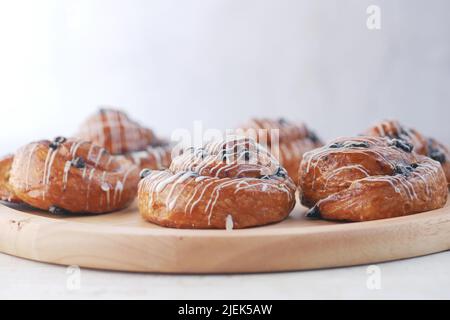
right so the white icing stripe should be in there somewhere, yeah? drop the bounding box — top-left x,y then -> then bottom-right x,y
62,161 -> 71,190
25,144 -> 38,189
225,214 -> 234,231
42,148 -> 58,199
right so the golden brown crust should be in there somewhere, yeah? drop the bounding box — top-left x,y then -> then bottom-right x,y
366,120 -> 450,185
299,136 -> 448,221
365,120 -> 429,154
0,154 -> 21,203
138,136 -> 296,229
77,108 -> 156,155
237,118 -> 323,183
8,138 -> 139,214
427,138 -> 450,184
77,108 -> 172,170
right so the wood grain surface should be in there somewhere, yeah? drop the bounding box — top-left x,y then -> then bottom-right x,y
0,197 -> 449,274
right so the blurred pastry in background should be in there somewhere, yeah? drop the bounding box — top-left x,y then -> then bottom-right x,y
236,118 -> 323,184
77,108 -> 172,170
365,120 -> 450,185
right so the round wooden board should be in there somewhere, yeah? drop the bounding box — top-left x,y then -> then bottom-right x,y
0,197 -> 449,274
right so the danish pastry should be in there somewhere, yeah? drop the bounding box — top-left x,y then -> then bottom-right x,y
138,136 -> 296,229
299,136 -> 448,221
7,137 -> 139,214
365,120 -> 450,185
237,118 -> 322,183
77,108 -> 172,170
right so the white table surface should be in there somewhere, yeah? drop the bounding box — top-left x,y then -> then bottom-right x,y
1,251 -> 449,300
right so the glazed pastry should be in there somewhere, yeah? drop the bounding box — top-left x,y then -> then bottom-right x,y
77,108 -> 172,170
0,154 -> 20,203
77,108 -> 155,154
138,136 -> 296,229
236,118 -> 322,183
299,136 -> 448,221
365,120 -> 450,185
7,137 -> 139,214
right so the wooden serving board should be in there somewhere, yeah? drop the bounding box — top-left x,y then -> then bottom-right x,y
0,197 -> 449,274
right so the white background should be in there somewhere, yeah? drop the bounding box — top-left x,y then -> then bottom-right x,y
0,0 -> 449,155
0,1 -> 450,299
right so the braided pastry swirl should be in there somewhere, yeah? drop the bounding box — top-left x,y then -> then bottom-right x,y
138,136 -> 296,229
7,137 -> 139,214
237,118 -> 322,183
77,108 -> 172,170
299,136 -> 448,221
366,120 -> 450,185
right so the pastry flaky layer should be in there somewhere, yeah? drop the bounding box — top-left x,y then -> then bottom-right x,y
138,136 -> 297,229
7,137 -> 139,214
77,108 -> 156,154
365,120 -> 450,186
299,136 -> 448,222
77,108 -> 172,170
236,118 -> 323,183
0,154 -> 20,203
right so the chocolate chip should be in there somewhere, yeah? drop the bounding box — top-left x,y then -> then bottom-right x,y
393,164 -> 415,176
411,163 -> 419,169
329,142 -> 343,149
49,142 -> 59,150
140,168 -> 152,179
260,175 -> 270,180
54,136 -> 67,144
390,139 -> 414,153
49,136 -> 67,150
242,150 -> 250,161
274,167 -> 287,178
430,151 -> 446,164
71,157 -> 86,169
428,140 -> 446,164
306,205 -> 321,219
221,150 -> 229,162
347,142 -> 369,148
49,206 -> 66,215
